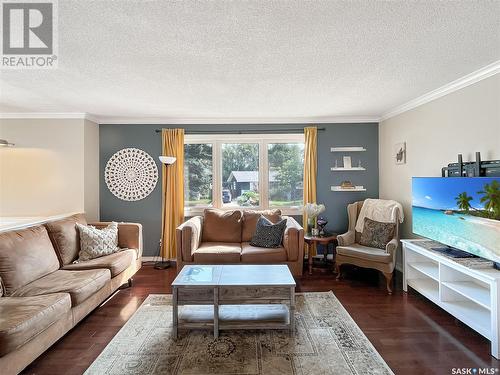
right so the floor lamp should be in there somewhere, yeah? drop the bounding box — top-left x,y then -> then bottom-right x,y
154,155 -> 177,270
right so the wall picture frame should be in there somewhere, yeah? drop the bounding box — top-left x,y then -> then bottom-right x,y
394,142 -> 406,164
343,156 -> 352,169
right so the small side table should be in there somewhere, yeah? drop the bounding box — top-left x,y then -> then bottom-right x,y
304,234 -> 338,275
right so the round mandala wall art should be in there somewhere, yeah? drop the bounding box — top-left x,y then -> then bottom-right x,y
105,148 -> 159,201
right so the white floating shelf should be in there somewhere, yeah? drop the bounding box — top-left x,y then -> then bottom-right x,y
331,167 -> 366,171
331,147 -> 366,152
331,186 -> 366,192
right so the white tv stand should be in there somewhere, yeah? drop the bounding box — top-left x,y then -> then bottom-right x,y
402,239 -> 500,359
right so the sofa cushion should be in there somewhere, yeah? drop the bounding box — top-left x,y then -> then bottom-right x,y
202,209 -> 242,243
45,213 -> 87,265
241,242 -> 287,263
193,242 -> 241,263
250,216 -> 287,248
0,293 -> 71,356
62,249 -> 136,277
241,209 -> 281,242
337,244 -> 392,263
359,218 -> 396,250
11,269 -> 110,306
76,222 -> 120,261
0,226 -> 60,295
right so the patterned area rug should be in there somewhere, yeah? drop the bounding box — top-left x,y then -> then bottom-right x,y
85,292 -> 393,374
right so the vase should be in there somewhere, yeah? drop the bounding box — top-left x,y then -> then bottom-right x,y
307,218 -> 315,235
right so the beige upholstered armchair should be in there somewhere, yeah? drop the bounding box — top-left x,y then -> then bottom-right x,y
335,200 -> 401,294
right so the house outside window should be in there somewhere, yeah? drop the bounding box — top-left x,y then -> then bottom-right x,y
184,133 -> 304,215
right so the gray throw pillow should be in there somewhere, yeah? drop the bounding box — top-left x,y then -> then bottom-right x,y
250,216 -> 287,248
359,218 -> 396,250
75,222 -> 121,262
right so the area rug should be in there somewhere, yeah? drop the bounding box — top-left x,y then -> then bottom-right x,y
85,292 -> 393,374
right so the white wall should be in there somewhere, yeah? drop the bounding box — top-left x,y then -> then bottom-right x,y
0,118 -> 99,220
84,119 -> 100,221
379,74 -> 500,266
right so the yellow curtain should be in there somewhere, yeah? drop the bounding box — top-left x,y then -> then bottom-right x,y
303,126 -> 318,255
161,129 -> 185,259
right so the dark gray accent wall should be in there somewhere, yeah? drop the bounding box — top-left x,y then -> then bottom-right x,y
100,123 -> 378,256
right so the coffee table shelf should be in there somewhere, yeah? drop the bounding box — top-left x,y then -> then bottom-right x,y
172,265 -> 296,338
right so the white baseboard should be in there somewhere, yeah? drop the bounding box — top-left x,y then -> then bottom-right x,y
141,256 -> 177,263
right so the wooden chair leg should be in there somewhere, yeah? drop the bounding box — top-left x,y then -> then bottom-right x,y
335,264 -> 342,280
383,272 -> 393,294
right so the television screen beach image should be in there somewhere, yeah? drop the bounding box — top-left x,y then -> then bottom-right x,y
412,177 -> 500,263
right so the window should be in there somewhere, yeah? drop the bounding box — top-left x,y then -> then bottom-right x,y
268,143 -> 304,208
222,143 -> 259,208
184,143 -> 213,208
184,134 -> 304,215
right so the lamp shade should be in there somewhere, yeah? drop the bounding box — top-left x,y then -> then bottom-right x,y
159,156 -> 176,165
0,139 -> 14,147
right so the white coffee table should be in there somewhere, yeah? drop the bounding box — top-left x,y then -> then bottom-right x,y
171,264 -> 296,338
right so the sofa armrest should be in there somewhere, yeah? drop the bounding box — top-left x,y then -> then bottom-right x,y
89,222 -> 143,259
337,230 -> 355,246
176,216 -> 203,262
282,216 -> 304,262
385,238 -> 399,260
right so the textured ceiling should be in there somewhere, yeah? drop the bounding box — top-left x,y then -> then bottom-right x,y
1,0 -> 499,121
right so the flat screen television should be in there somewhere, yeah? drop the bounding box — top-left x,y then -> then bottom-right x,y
412,177 -> 500,263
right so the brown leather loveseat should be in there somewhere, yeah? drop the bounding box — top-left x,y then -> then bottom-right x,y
176,209 -> 304,276
0,214 -> 143,375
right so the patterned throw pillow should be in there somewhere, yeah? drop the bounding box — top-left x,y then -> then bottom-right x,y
359,218 -> 396,250
250,216 -> 287,248
75,222 -> 121,262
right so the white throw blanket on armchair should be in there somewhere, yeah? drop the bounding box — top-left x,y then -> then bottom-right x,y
355,198 -> 404,232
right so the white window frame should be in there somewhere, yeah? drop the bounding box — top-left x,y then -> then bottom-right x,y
184,133 -> 305,216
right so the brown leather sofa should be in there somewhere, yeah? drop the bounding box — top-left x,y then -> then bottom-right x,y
0,214 -> 143,375
176,209 -> 304,276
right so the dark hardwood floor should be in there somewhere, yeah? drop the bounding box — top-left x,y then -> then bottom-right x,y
22,263 -> 500,375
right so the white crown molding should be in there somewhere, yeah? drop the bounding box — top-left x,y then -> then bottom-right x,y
0,112 -> 100,123
0,112 -> 379,124
97,115 -> 379,125
380,60 -> 500,122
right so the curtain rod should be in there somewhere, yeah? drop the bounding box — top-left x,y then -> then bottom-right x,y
154,128 -> 325,134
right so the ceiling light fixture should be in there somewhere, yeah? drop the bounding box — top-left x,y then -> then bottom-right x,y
0,139 -> 14,147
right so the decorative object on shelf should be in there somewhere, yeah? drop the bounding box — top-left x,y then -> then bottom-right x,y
334,159 -> 339,168
358,160 -> 362,168
343,156 -> 352,169
340,180 -> 355,189
304,202 -> 326,234
317,216 -> 328,236
394,142 -> 406,164
105,147 -> 159,201
331,146 -> 366,152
